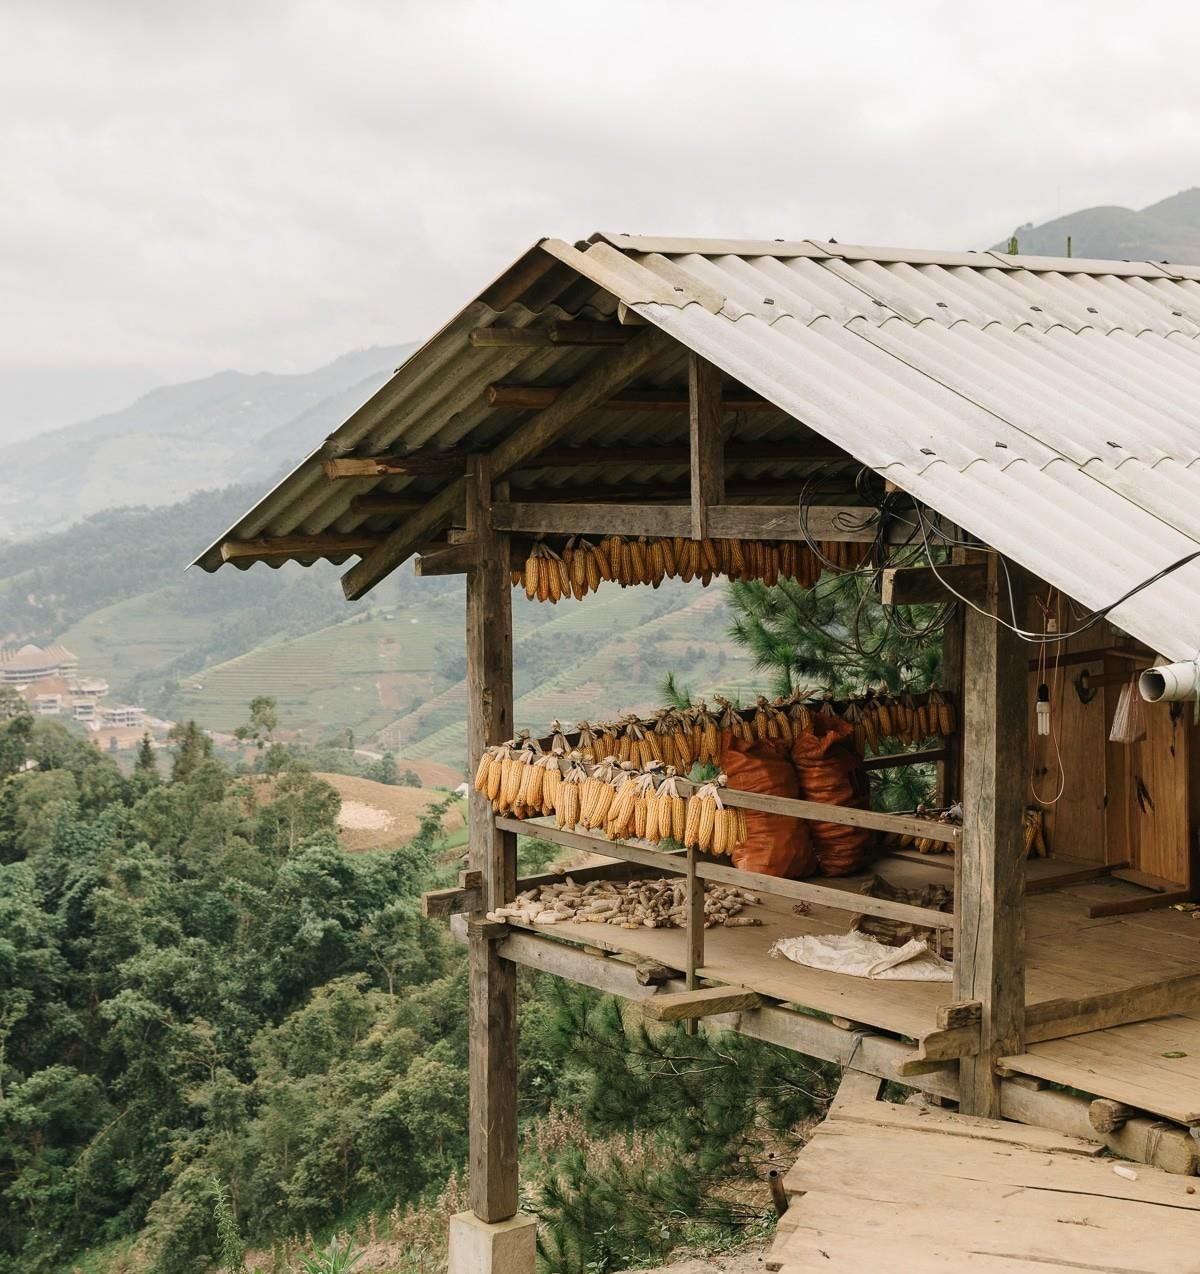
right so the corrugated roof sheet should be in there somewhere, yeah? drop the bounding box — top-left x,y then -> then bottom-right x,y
195,236 -> 1200,662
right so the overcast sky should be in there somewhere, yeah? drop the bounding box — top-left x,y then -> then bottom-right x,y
3,0 -> 1197,438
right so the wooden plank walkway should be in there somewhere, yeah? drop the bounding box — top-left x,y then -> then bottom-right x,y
1002,1010 -> 1200,1125
766,1073 -> 1200,1274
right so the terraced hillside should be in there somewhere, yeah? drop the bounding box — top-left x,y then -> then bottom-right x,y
166,593 -> 465,739
403,583 -> 770,773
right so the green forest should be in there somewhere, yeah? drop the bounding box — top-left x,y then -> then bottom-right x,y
0,690 -> 848,1274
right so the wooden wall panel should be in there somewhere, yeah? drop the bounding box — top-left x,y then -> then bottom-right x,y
1027,656 -> 1108,863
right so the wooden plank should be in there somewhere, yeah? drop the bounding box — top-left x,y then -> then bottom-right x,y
955,558 -> 1029,1116
641,985 -> 762,1022
1087,889 -> 1194,919
423,870 -> 483,918
489,501 -> 898,544
1023,970 -> 1200,1044
880,562 -> 988,606
688,353 -> 724,538
937,1000 -> 983,1030
862,746 -> 947,771
488,326 -> 673,479
486,383 -> 776,411
540,750 -> 959,845
685,844 -> 704,988
695,858 -> 957,931
791,1121 -> 1200,1211
414,542 -> 478,576
826,1097 -> 1104,1156
463,456 -> 519,1224
335,440 -> 846,483
220,533 -> 382,561
494,816 -> 686,874
469,321 -> 634,347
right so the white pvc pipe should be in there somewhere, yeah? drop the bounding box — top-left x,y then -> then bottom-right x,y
1139,661 -> 1198,702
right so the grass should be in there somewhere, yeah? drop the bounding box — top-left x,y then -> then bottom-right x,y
167,596 -> 463,736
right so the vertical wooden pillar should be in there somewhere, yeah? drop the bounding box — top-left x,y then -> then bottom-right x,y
464,456 -> 519,1222
954,557 -> 1028,1116
688,353 -> 725,540
937,602 -> 966,806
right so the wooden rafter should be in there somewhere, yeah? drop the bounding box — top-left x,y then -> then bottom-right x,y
689,352 -> 724,538
339,326 -> 673,599
220,533 -> 384,562
486,383 -> 778,411
469,321 -> 633,348
325,438 -> 847,481
490,501 -> 896,543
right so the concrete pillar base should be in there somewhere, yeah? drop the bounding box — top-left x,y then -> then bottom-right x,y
448,1211 -> 536,1274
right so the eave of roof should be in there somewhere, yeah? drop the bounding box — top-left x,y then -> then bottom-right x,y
193,234 -> 1200,662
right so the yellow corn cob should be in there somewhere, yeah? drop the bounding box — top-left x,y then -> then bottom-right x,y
474,747 -> 495,792
660,536 -> 677,577
683,795 -> 702,847
541,762 -> 562,814
524,551 -> 540,602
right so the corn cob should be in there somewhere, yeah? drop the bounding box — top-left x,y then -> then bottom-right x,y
555,760 -> 587,829
474,745 -> 497,793
574,720 -> 598,761
539,753 -> 563,814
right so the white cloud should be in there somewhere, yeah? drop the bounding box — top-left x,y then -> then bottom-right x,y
3,0 -> 1197,385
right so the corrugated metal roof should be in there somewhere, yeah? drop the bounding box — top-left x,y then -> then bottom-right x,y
195,235 -> 1200,662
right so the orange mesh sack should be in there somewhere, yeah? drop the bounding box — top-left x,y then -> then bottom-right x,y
790,717 -> 874,876
721,735 -> 817,878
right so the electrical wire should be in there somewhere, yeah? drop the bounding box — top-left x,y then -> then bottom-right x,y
913,504 -> 1200,645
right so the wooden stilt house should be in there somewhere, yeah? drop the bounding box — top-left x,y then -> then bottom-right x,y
195,236 -> 1200,1264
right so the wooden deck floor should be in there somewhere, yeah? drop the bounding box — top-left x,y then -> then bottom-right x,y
766,1074 -> 1200,1273
513,853 -> 1200,1120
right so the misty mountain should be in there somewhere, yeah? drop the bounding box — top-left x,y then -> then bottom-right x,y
995,187 -> 1200,262
0,343 -> 413,541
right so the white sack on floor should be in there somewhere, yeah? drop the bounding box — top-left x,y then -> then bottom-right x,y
770,930 -> 952,982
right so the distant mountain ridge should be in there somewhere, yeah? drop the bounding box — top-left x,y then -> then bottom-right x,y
994,187 -> 1200,262
0,343 -> 413,541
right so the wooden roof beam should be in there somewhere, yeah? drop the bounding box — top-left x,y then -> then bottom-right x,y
340,325 -> 673,599
490,501 -> 895,543
469,321 -> 633,348
486,384 -> 779,411
326,438 -> 848,481
219,533 -> 448,564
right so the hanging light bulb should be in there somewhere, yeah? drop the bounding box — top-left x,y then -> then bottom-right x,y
1036,683 -> 1051,737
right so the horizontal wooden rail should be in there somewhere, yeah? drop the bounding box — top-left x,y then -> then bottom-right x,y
494,816 -> 685,874
860,747 -> 946,771
537,753 -> 960,847
494,816 -> 956,931
328,441 -> 846,481
490,501 -> 898,544
693,859 -> 956,931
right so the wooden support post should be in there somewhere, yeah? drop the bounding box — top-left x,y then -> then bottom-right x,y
937,600 -> 965,805
954,558 -> 1028,1117
464,456 -> 519,1224
685,844 -> 705,1036
688,353 -> 725,539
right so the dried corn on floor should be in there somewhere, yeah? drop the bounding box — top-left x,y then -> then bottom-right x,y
510,849 -> 1200,1123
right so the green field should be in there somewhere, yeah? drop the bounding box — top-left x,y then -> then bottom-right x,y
166,593 -> 464,738
58,587 -> 218,691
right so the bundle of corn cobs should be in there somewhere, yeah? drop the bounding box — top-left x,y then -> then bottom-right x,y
485,876 -> 763,930
500,684 -> 956,778
473,733 -> 748,855
515,535 -> 872,601
879,805 -> 962,856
